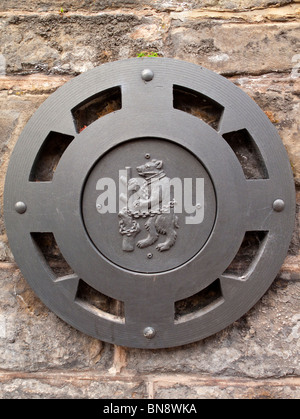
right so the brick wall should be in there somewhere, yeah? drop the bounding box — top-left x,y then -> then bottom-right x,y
0,0 -> 299,399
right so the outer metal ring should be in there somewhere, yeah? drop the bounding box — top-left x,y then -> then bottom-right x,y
4,58 -> 295,348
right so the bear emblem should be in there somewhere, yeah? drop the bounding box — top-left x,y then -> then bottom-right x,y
118,159 -> 179,252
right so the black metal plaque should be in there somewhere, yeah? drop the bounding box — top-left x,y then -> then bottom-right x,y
4,58 -> 295,348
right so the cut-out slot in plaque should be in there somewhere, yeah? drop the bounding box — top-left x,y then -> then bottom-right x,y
173,85 -> 224,130
222,129 -> 269,179
72,86 -> 122,133
174,279 -> 223,322
75,279 -> 125,322
29,132 -> 75,182
223,231 -> 268,278
31,232 -> 74,278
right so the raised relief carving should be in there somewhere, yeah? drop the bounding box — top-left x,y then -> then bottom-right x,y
118,159 -> 179,252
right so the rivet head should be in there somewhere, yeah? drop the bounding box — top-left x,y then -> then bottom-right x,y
143,327 -> 156,339
15,201 -> 27,214
273,199 -> 285,212
147,252 -> 153,259
141,69 -> 154,81
145,153 -> 151,159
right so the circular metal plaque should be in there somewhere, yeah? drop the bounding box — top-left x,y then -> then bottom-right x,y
4,58 -> 295,348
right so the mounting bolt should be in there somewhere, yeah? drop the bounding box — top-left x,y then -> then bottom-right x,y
273,199 -> 285,212
141,69 -> 154,82
15,201 -> 27,214
143,327 -> 156,339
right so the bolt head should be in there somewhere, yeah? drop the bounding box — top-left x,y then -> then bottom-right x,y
15,201 -> 27,214
141,69 -> 154,82
273,199 -> 285,212
143,327 -> 156,339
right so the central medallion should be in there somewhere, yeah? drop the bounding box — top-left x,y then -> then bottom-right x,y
82,138 -> 217,273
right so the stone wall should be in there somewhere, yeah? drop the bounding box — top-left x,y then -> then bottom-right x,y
0,0 -> 299,399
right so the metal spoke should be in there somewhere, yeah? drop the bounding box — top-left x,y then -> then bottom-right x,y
50,111 -> 77,137
219,274 -> 245,300
243,180 -> 277,230
121,66 -> 173,114
218,108 -> 249,136
55,274 -> 80,301
125,293 -> 175,328
20,182 -> 57,232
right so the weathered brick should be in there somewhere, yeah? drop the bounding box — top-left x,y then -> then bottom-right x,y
0,75 -> 71,95
153,376 -> 300,399
0,371 -> 147,399
0,13 -> 159,75
168,21 -> 300,76
0,0 -> 295,13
